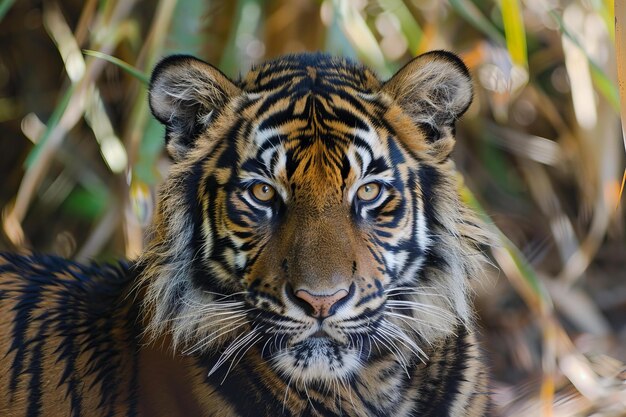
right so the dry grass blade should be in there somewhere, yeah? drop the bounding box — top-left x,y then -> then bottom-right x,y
487,123 -> 563,166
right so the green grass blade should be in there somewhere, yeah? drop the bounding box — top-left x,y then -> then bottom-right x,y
0,0 -> 15,22
83,50 -> 149,84
448,0 -> 506,45
590,66 -> 621,111
500,0 -> 528,67
62,185 -> 109,220
599,0 -> 615,40
378,0 -> 423,55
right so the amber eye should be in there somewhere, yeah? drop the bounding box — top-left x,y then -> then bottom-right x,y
356,182 -> 382,202
250,183 -> 276,203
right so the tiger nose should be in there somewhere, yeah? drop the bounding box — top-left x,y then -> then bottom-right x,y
288,284 -> 354,319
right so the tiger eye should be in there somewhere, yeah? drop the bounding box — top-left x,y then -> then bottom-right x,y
356,182 -> 381,202
251,183 -> 276,202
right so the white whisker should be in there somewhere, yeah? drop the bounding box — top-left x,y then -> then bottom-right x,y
386,300 -> 456,319
381,320 -> 428,362
219,332 -> 263,384
371,333 -> 410,377
183,319 -> 248,355
384,311 -> 450,334
209,328 -> 259,377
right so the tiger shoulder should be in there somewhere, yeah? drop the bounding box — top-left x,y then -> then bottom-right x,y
0,51 -> 492,417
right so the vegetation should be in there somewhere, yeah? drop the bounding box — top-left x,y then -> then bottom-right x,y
0,1 -> 624,415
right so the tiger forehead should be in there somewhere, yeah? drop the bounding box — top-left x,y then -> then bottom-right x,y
245,103 -> 390,167
243,126 -> 391,201
240,53 -> 381,93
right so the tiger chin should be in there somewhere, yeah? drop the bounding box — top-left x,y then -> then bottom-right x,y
1,51 -> 492,417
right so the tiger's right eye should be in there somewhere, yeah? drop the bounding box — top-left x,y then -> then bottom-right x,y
250,183 -> 276,203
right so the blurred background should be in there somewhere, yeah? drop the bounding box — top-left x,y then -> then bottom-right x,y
0,0 -> 624,415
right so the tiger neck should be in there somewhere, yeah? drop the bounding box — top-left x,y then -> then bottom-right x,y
133,329 -> 475,417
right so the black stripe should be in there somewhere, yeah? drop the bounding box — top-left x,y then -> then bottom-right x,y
55,280 -> 83,416
25,316 -> 48,417
9,272 -> 43,400
431,328 -> 470,416
409,328 -> 468,417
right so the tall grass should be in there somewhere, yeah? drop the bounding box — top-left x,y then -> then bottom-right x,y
0,1 -> 624,415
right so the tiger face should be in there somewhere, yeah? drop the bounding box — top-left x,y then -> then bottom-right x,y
142,52 -> 487,386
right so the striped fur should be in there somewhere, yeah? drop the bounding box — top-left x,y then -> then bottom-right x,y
1,52 -> 491,416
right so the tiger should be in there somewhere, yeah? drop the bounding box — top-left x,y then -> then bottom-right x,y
0,50 -> 492,417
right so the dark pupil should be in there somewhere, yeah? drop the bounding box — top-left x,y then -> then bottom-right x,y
261,185 -> 269,194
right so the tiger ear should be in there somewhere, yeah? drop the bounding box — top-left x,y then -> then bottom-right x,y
381,50 -> 472,141
149,55 -> 240,160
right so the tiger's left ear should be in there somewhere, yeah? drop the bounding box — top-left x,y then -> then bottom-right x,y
381,50 -> 472,151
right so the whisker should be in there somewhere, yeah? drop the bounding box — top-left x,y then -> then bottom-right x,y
182,300 -> 247,310
302,378 -> 316,413
210,328 -> 259,378
384,311 -> 451,334
261,334 -> 274,357
201,290 -> 249,299
163,309 -> 249,324
338,371 -> 357,412
380,320 -> 428,362
384,286 -> 444,294
282,368 -> 297,413
183,319 -> 248,355
219,332 -> 263,384
386,300 -> 456,319
384,290 -> 449,298
371,333 -> 410,377
192,312 -> 251,332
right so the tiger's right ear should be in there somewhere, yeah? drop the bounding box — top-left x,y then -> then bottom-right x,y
149,55 -> 240,160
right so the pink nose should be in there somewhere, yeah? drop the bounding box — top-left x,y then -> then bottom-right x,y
292,288 -> 350,318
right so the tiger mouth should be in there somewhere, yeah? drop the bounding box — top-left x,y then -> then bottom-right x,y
293,329 -> 344,351
310,329 -> 330,338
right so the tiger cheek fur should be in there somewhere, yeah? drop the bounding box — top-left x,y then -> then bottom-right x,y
1,51 -> 491,417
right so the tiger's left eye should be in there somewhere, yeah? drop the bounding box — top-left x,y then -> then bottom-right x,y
251,183 -> 276,203
356,182 -> 382,202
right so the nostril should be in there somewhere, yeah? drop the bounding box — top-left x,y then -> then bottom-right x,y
327,283 -> 355,316
285,283 -> 316,316
287,283 -> 354,319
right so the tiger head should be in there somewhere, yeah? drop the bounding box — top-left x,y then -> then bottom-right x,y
140,52 -> 489,384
